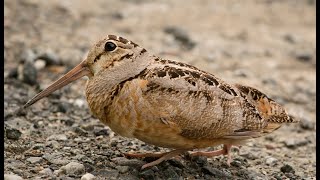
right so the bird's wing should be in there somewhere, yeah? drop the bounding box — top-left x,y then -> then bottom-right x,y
132,59 -> 272,140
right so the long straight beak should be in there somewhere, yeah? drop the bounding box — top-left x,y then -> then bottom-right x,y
24,60 -> 92,108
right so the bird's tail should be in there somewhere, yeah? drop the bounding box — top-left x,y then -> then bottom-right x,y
235,84 -> 299,133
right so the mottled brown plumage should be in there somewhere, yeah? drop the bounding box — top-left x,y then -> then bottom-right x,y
24,35 -> 298,169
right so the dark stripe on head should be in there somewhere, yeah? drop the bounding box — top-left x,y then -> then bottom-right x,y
108,35 -> 118,40
119,36 -> 129,44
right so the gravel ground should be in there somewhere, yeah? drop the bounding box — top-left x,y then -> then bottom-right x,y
4,0 -> 316,179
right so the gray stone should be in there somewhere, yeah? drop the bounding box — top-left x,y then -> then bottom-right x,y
73,127 -> 88,136
4,174 -> 23,180
43,153 -> 69,165
46,134 -> 68,141
164,168 -> 179,179
94,169 -> 119,178
280,164 -> 295,173
53,169 -> 64,176
39,168 -> 53,175
300,118 -> 315,130
74,98 -> 86,108
116,166 -> 130,173
164,26 -> 196,50
284,138 -> 309,149
37,48 -> 61,66
202,166 -> 232,178
265,156 -> 278,166
240,152 -> 258,160
20,49 -> 37,63
46,140 -> 60,149
93,127 -> 109,136
192,156 -> 207,166
111,157 -> 145,168
26,157 -> 43,164
19,60 -> 38,86
168,158 -> 186,168
139,169 -> 155,179
61,162 -> 85,175
81,173 -> 95,180
5,126 -> 22,140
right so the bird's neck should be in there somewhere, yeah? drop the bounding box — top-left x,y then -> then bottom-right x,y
85,52 -> 152,121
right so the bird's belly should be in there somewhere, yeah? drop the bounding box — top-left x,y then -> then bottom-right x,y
105,103 -> 225,150
106,113 -> 220,149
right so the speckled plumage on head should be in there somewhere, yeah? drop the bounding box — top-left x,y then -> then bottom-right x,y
24,34 -> 298,169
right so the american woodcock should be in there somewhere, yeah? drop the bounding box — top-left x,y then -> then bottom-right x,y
24,35 -> 298,169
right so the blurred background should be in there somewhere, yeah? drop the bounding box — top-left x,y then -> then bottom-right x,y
4,0 -> 316,179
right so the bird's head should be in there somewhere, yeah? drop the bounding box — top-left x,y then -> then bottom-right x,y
24,35 -> 149,108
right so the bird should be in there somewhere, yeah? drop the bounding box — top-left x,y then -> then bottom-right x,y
24,34 -> 298,169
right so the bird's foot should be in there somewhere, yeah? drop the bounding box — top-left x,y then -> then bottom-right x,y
124,149 -> 187,170
189,144 -> 241,166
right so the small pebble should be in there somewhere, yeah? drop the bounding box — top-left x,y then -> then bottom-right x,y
93,127 -> 109,136
5,126 -> 22,140
265,156 -> 278,166
46,140 -> 60,149
164,26 -> 196,50
111,157 -> 145,168
39,168 -> 53,175
283,34 -> 298,44
280,164 -> 295,173
81,173 -> 95,180
233,69 -> 249,77
285,172 -> 295,179
53,169 -> 64,176
4,174 -> 23,180
284,138 -> 309,149
240,152 -> 258,160
163,168 -> 179,179
37,49 -> 61,66
294,50 -> 313,62
230,159 -> 242,167
193,156 -> 207,166
26,157 -> 43,164
20,49 -> 37,63
46,134 -> 68,141
94,169 -> 119,177
7,68 -> 18,79
168,158 -> 186,168
43,153 -> 69,165
139,169 -> 155,179
61,162 -> 85,175
73,127 -> 88,136
116,166 -> 130,173
300,118 -> 315,130
19,61 -> 38,86
74,98 -> 86,108
202,166 -> 232,178
34,59 -> 46,70
31,143 -> 45,150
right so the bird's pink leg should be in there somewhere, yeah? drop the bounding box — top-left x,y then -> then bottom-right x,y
124,149 -> 188,169
190,144 -> 241,166
141,149 -> 187,169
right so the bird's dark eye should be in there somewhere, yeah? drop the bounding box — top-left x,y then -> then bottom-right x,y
104,42 -> 117,51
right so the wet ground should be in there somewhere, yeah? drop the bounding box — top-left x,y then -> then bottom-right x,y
4,0 -> 316,179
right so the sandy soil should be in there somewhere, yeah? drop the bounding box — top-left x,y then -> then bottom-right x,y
4,0 -> 316,179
